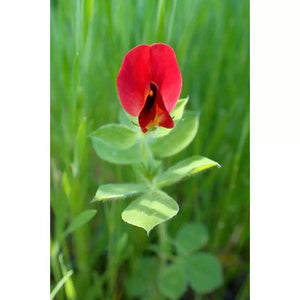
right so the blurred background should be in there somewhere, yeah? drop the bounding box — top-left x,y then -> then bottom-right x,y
51,0 -> 249,299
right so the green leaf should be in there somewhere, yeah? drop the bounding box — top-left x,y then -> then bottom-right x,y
65,209 -> 97,235
58,254 -> 76,299
175,222 -> 209,256
185,253 -> 223,294
90,123 -> 139,149
50,270 -> 73,300
118,109 -> 139,127
148,126 -> 172,138
122,190 -> 179,234
91,137 -> 143,164
171,97 -> 189,121
61,171 -> 71,197
155,156 -> 220,188
92,183 -> 149,202
158,263 -> 187,300
150,111 -> 199,158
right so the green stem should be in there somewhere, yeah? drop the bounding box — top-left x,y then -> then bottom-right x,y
51,270 -> 74,300
139,133 -> 162,183
50,240 -> 63,300
60,237 -> 71,270
141,133 -> 149,163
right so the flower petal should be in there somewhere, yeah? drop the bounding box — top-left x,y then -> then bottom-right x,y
117,45 -> 151,116
150,43 -> 182,112
156,90 -> 174,129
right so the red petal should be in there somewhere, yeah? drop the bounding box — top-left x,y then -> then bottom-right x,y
158,111 -> 174,129
150,43 -> 182,112
116,45 -> 151,116
156,90 -> 174,129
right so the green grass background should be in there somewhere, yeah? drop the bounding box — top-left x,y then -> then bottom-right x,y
51,0 -> 249,299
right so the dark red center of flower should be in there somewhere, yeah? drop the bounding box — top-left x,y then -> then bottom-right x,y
138,82 -> 174,133
143,83 -> 157,112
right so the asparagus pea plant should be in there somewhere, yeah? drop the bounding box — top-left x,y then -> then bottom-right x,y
91,43 -> 220,234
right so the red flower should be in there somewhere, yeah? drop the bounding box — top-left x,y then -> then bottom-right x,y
117,43 -> 182,133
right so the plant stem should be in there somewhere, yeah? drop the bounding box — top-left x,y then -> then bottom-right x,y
50,240 -> 63,300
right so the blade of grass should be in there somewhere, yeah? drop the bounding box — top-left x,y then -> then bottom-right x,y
50,270 -> 74,300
